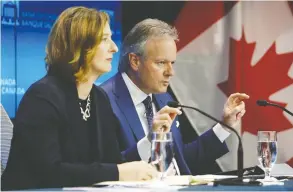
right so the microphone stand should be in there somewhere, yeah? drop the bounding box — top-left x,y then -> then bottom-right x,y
178,104 -> 243,178
167,101 -> 254,185
257,100 -> 293,116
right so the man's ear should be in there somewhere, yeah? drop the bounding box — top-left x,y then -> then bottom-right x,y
128,53 -> 141,71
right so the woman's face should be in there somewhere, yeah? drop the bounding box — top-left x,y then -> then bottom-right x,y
90,22 -> 118,75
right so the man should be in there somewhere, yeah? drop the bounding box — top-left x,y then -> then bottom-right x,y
101,19 -> 249,175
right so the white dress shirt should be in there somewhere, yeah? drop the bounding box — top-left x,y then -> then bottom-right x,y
121,72 -> 231,175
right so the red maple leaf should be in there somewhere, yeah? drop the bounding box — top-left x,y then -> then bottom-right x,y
217,29 -> 293,135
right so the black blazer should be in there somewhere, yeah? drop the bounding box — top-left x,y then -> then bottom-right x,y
1,75 -> 122,190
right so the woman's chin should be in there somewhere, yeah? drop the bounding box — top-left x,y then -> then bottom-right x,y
96,66 -> 112,75
104,66 -> 112,73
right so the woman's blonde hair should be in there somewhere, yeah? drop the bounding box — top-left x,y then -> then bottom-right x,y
45,6 -> 109,83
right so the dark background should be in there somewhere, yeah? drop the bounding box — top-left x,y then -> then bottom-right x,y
121,2 -> 185,37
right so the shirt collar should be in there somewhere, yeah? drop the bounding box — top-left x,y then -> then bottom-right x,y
121,72 -> 152,106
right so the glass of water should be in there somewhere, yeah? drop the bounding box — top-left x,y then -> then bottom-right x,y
257,131 -> 277,181
150,132 -> 174,180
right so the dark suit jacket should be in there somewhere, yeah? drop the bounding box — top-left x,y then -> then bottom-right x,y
1,75 -> 124,190
101,73 -> 229,175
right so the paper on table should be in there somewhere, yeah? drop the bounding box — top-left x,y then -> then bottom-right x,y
254,164 -> 293,186
163,176 -> 191,185
63,187 -> 107,191
164,175 -> 238,185
94,175 -> 237,187
189,175 -> 237,185
94,180 -> 185,189
271,163 -> 293,177
63,186 -> 149,191
191,174 -> 237,180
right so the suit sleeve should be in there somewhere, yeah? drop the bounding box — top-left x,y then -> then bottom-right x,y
15,87 -> 119,188
165,93 -> 228,175
183,128 -> 229,174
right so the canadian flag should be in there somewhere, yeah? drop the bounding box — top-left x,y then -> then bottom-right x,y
171,1 -> 293,171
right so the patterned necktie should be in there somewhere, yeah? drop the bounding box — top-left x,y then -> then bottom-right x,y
142,96 -> 154,131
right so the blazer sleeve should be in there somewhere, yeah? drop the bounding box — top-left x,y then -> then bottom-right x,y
164,93 -> 228,175
183,128 -> 229,174
121,145 -> 141,162
15,85 -> 119,187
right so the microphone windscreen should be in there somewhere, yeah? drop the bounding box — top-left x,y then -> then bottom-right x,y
167,101 -> 179,108
256,100 -> 267,106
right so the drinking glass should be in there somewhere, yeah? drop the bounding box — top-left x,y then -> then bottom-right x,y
257,131 -> 277,181
150,132 -> 174,180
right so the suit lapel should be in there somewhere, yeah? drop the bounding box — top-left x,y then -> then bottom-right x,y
92,87 -> 104,161
113,74 -> 145,141
64,82 -> 86,159
153,94 -> 165,111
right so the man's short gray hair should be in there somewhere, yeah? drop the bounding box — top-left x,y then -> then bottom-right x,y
118,18 -> 178,73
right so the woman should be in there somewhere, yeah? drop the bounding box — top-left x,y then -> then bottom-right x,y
1,6 -> 167,190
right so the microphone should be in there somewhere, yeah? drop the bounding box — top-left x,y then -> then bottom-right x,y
257,100 -> 293,116
167,101 -> 243,179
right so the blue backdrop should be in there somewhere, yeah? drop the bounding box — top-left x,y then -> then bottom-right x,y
1,1 -> 122,118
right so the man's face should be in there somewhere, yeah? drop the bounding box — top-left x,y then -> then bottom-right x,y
133,36 -> 177,94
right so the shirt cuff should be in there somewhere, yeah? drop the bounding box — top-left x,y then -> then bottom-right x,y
137,136 -> 151,162
212,123 -> 231,143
